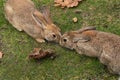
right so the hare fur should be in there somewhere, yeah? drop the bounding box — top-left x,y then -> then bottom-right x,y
60,27 -> 120,75
4,0 -> 61,43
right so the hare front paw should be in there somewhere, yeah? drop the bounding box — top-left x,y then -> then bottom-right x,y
36,39 -> 45,43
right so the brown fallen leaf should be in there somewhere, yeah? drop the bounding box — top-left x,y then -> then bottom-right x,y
54,0 -> 82,8
29,48 -> 56,59
0,52 -> 4,59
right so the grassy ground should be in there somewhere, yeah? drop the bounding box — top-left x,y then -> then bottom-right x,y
0,0 -> 120,80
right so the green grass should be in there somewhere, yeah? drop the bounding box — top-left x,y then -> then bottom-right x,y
0,0 -> 120,80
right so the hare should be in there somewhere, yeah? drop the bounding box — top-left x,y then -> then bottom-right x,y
60,27 -> 120,75
4,0 -> 61,43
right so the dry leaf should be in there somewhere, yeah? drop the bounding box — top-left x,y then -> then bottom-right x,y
0,52 -> 4,59
73,17 -> 78,22
29,48 -> 56,59
54,0 -> 82,8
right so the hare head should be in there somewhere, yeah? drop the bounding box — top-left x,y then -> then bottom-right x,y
32,7 -> 61,43
60,27 -> 96,49
42,24 -> 61,43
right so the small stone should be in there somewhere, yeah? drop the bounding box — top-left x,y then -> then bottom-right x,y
72,17 -> 78,23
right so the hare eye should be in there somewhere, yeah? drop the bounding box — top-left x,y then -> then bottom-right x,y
63,39 -> 67,42
53,34 -> 56,38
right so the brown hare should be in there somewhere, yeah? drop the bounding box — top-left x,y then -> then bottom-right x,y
4,0 -> 61,43
60,27 -> 120,75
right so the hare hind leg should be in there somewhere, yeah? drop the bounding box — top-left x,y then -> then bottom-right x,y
5,4 -> 23,31
99,51 -> 112,65
12,17 -> 23,31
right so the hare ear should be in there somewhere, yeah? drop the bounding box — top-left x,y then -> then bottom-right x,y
73,35 -> 91,43
32,10 -> 48,29
78,27 -> 96,33
40,6 -> 52,24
